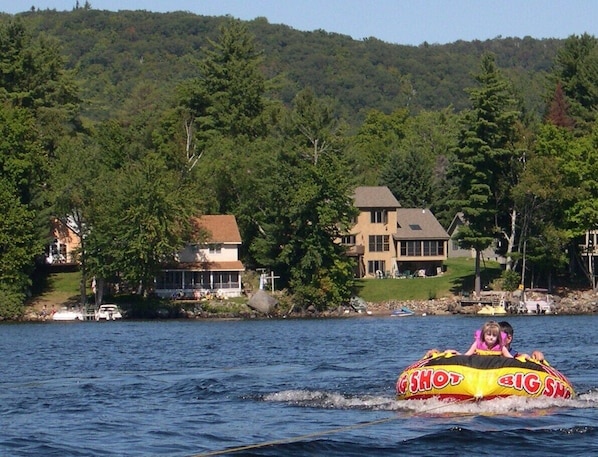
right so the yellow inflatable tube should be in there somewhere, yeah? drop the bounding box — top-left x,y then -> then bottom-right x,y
396,351 -> 575,401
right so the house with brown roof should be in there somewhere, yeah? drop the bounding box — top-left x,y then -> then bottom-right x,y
341,186 -> 450,278
154,215 -> 245,299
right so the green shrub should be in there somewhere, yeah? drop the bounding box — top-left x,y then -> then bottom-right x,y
501,270 -> 521,291
0,285 -> 25,320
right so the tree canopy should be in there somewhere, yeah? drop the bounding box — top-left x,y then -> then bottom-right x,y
1,10 -> 598,318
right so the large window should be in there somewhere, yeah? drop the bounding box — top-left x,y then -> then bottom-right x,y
213,272 -> 240,289
184,271 -> 211,289
423,240 -> 444,256
401,241 -> 421,256
155,271 -> 182,290
370,210 -> 387,224
369,235 -> 389,252
367,260 -> 386,275
401,240 -> 444,256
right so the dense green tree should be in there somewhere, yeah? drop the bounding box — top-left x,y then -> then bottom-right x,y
249,90 -> 357,310
195,18 -> 266,139
378,109 -> 459,210
512,125 -> 573,288
0,19 -> 81,153
0,178 -> 39,318
550,33 -> 598,131
0,103 -> 48,315
0,105 -> 42,205
380,149 -> 434,207
450,53 -> 523,293
348,108 -> 409,185
86,151 -> 199,296
49,135 -> 104,305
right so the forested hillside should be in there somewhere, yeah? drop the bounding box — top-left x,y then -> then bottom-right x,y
2,8 -> 562,124
1,8 -> 597,319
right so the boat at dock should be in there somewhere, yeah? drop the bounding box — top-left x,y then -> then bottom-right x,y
52,307 -> 84,321
95,304 -> 123,321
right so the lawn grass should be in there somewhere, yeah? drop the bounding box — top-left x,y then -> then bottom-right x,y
354,257 -> 503,302
30,258 -> 504,308
31,271 -> 83,306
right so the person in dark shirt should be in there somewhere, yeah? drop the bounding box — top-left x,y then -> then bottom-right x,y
498,321 -> 544,361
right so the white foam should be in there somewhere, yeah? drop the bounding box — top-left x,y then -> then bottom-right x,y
263,389 -> 598,416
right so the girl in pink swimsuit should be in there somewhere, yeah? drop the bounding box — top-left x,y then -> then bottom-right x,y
464,320 -> 513,357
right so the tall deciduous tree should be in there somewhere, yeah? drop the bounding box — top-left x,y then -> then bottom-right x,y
50,136 -> 104,306
86,151 -> 198,297
512,125 -> 573,288
250,90 -> 357,310
0,178 -> 39,318
450,53 -> 523,294
348,108 -> 409,186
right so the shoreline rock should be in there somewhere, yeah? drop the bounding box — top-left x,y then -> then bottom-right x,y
17,289 -> 598,322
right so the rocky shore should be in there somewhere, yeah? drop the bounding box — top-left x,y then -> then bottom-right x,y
364,288 -> 598,317
19,288 -> 598,321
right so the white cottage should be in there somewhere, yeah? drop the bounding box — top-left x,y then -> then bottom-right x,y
154,215 -> 245,299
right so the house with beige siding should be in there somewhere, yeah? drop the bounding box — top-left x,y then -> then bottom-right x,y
341,186 -> 450,278
45,218 -> 81,265
154,215 -> 245,298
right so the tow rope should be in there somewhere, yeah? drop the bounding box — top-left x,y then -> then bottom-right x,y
191,396 -> 477,457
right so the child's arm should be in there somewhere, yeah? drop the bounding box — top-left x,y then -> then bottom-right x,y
501,346 -> 514,358
464,341 -> 476,356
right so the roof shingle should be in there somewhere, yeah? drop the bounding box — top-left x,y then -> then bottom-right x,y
192,215 -> 242,243
353,186 -> 401,208
394,208 -> 450,240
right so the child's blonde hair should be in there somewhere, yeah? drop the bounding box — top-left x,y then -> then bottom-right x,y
481,320 -> 503,345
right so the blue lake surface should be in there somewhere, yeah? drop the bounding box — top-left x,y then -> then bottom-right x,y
1,315 -> 597,456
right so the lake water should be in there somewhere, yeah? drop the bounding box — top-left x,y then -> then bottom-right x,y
1,315 -> 597,456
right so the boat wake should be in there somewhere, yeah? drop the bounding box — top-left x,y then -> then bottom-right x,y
263,388 -> 598,416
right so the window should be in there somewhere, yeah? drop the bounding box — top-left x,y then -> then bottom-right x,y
185,271 -> 210,289
208,243 -> 222,254
400,241 -> 421,256
423,240 -> 444,256
400,241 -> 444,256
370,210 -> 387,224
155,271 -> 183,289
367,260 -> 386,275
213,272 -> 239,289
369,235 -> 389,252
341,235 -> 356,245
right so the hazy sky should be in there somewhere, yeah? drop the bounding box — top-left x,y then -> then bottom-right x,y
1,0 -> 596,46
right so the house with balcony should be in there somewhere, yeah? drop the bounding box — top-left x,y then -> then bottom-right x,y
341,186 -> 450,278
154,215 -> 245,299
